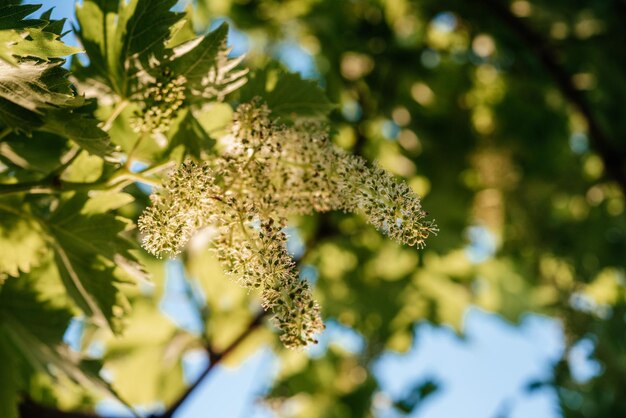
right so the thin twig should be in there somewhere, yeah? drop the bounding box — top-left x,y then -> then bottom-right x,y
157,310 -> 268,418
180,276 -> 211,346
137,160 -> 175,176
101,100 -> 129,132
0,163 -> 166,196
0,126 -> 12,142
123,134 -> 147,171
46,146 -> 82,179
19,398 -> 102,418
18,311 -> 269,418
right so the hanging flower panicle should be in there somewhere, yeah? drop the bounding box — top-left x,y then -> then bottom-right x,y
139,101 -> 437,348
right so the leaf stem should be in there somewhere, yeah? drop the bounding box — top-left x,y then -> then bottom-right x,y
0,126 -> 11,142
123,133 -> 147,170
101,100 -> 129,132
0,161 -> 170,195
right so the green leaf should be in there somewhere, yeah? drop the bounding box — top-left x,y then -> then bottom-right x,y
0,338 -> 20,418
75,0 -> 184,96
169,22 -> 247,102
42,108 -> 117,160
0,5 -> 111,158
239,66 -> 333,119
0,273 -> 72,349
0,28 -> 81,65
73,0 -> 118,88
0,197 -> 48,278
121,0 -> 182,64
46,193 -> 142,333
39,9 -> 69,36
0,60 -> 82,116
0,272 -> 72,418
0,59 -> 115,158
166,109 -> 215,159
393,379 -> 440,414
0,273 -> 130,411
267,347 -> 377,418
0,131 -> 70,173
60,150 -> 104,183
266,72 -> 333,118
164,7 -> 196,49
82,191 -> 135,214
0,4 -> 44,31
104,300 -> 188,405
0,5 -> 80,66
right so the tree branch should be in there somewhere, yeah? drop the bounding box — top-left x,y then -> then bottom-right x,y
18,311 -> 268,418
156,310 -> 268,418
481,0 -> 626,194
0,126 -> 12,143
0,166 -> 161,196
19,398 -> 101,418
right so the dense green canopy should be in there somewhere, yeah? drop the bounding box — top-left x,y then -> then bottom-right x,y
0,1 -> 624,417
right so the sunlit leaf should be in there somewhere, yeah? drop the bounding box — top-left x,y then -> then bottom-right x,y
239,67 -> 333,119
75,0 -> 183,96
0,197 -> 48,278
47,193 -> 141,333
170,22 -> 247,103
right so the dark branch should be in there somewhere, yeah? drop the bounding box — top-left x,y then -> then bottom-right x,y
156,310 -> 268,418
18,311 -> 268,418
19,399 -> 100,418
482,0 -> 626,194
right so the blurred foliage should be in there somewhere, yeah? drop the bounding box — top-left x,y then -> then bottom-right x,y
196,0 -> 626,416
0,0 -> 625,418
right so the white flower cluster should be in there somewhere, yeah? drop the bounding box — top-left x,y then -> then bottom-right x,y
215,219 -> 324,347
130,71 -> 186,137
139,101 -> 436,348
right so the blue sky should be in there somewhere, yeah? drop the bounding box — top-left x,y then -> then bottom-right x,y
22,2 -> 590,417
93,259 -> 574,418
374,309 -> 564,418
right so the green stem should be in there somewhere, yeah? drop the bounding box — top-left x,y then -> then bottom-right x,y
0,165 -> 164,196
139,160 -> 174,176
0,201 -> 29,218
114,172 -> 161,188
101,100 -> 129,132
47,146 -> 82,178
0,127 -> 11,142
123,134 -> 147,171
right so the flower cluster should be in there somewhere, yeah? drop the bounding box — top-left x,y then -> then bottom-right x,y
339,159 -> 435,247
215,219 -> 324,347
139,161 -> 219,258
139,101 -> 436,348
130,70 -> 186,137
